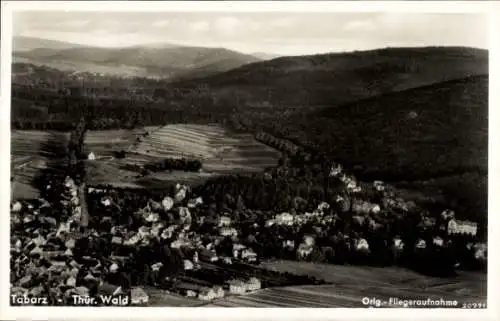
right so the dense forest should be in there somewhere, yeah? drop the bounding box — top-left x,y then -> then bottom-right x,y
11,49 -> 489,225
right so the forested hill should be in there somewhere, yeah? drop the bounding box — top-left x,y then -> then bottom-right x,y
13,36 -> 85,51
169,46 -> 488,108
13,37 -> 261,79
254,75 -> 488,224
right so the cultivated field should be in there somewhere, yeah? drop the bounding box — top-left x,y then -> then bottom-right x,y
144,287 -> 206,307
83,126 -> 160,157
204,260 -> 485,308
85,124 -> 281,188
13,124 -> 280,191
11,130 -> 69,200
131,124 -> 281,172
11,130 -> 69,160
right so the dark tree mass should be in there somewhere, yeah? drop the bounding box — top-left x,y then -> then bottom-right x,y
10,45 -> 488,306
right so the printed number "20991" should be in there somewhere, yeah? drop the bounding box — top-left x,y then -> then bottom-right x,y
462,302 -> 487,309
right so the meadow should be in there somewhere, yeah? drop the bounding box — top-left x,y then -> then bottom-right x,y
85,124 -> 281,188
205,260 -> 486,308
245,260 -> 485,307
11,130 -> 69,200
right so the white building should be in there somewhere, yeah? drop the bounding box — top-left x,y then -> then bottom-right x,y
131,287 -> 149,305
433,236 -> 444,247
162,196 -> 174,211
447,219 -> 478,236
355,238 -> 370,251
415,239 -> 427,249
88,152 -> 96,160
245,277 -> 261,291
183,260 -> 194,270
275,212 -> 294,226
218,216 -> 232,227
198,288 -> 216,301
220,227 -> 238,237
227,280 -> 246,295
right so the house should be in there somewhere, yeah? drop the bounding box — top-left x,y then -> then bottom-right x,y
352,200 -> 380,215
183,260 -> 194,271
161,225 -> 177,239
213,286 -> 225,298
171,240 -> 185,249
175,188 -> 187,203
352,215 -> 365,226
296,243 -> 313,259
393,237 -> 404,251
176,283 -> 200,297
226,280 -> 246,295
245,277 -> 261,291
178,207 -> 191,222
11,202 -> 23,213
354,238 -> 370,252
145,213 -> 160,223
347,181 -> 357,190
218,216 -> 232,227
198,288 -> 216,301
352,186 -> 362,193
151,262 -> 163,272
88,152 -> 96,160
220,227 -> 238,237
101,198 -> 112,207
241,249 -> 257,262
329,164 -> 342,177
222,256 -> 233,264
109,262 -> 119,273
199,249 -> 218,262
275,212 -> 294,225
447,219 -> 478,236
317,202 -> 330,212
419,217 -> 436,230
138,226 -> 151,238
415,239 -> 427,249
111,236 -> 123,245
233,243 -> 246,251
282,240 -> 295,250
124,234 -> 141,246
433,237 -> 444,247
187,196 -> 203,208
131,287 -> 149,305
265,219 -> 275,227
162,196 -> 174,211
474,243 -> 487,260
441,209 -> 456,220
373,181 -> 385,191
303,235 -> 315,247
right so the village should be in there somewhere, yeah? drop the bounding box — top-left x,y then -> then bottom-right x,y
10,147 -> 486,306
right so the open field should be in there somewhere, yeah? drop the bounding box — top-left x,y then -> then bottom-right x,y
131,124 -> 281,172
85,159 -> 216,188
11,130 -> 69,160
254,260 -> 485,304
144,287 -> 205,307
84,124 -> 281,188
11,130 -> 70,200
205,260 -> 486,308
83,126 -> 160,157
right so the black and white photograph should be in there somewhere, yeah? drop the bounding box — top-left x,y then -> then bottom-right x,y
1,1 -> 498,320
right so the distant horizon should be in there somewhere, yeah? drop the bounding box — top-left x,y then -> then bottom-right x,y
12,35 -> 489,59
12,12 -> 489,56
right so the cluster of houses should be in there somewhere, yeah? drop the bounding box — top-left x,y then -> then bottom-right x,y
10,160 -> 487,306
173,277 -> 261,300
10,176 -> 150,305
84,183 -> 263,300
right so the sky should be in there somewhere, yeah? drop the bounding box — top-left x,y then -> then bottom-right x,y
12,11 -> 489,56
